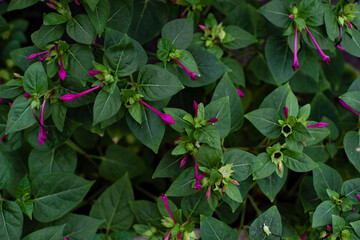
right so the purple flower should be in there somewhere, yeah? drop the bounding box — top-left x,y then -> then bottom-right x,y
284,106 -> 289,119
351,207 -> 355,212
199,25 -> 207,31
306,122 -> 329,128
193,100 -> 198,117
339,99 -> 359,116
46,3 -> 57,10
301,231 -> 307,240
88,70 -> 103,76
170,138 -> 181,147
164,231 -> 171,240
327,225 -> 332,231
207,118 -> 218,123
305,26 -> 331,64
64,238 -> 69,240
1,134 -> 8,143
60,84 -> 103,101
173,57 -> 197,80
336,45 -> 346,52
292,27 -> 300,71
161,194 -> 176,224
357,194 -> 360,201
180,154 -> 188,168
33,100 -> 48,146
289,14 -> 294,19
194,155 -> 205,191
74,0 -> 80,5
27,51 -> 50,60
206,186 -> 211,199
59,54 -> 66,80
24,93 -> 32,99
346,21 -> 353,30
138,99 -> 175,125
236,89 -> 245,97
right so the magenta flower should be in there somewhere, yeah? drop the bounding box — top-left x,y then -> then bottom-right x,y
180,154 -> 188,168
306,122 -> 328,128
194,155 -> 205,191
346,21 -> 353,30
207,118 -> 218,123
284,106 -> 289,119
74,0 -> 80,5
301,231 -> 307,240
304,26 -> 331,64
60,84 -> 103,101
193,100 -> 198,117
173,57 -> 197,80
27,51 -> 50,61
33,100 -> 48,146
289,14 -> 294,19
170,138 -> 181,147
236,89 -> 245,97
206,186 -> 211,199
138,99 -> 175,125
59,55 -> 66,80
292,27 -> 300,71
339,99 -> 359,116
357,194 -> 360,201
327,225 -> 332,231
46,3 -> 57,10
164,232 -> 171,240
24,93 -> 32,99
64,238 -> 69,240
161,194 -> 176,224
88,70 -> 103,76
336,45 -> 346,52
340,26 -> 343,40
199,25 -> 207,31
1,134 -> 8,143
351,207 -> 355,212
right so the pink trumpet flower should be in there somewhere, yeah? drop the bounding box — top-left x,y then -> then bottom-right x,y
173,57 -> 197,80
138,99 -> 175,125
305,26 -> 331,64
236,89 -> 245,97
60,84 -> 103,101
284,106 -> 289,119
339,99 -> 359,116
306,122 -> 329,128
292,27 -> 300,71
59,54 -> 66,80
88,70 -> 103,76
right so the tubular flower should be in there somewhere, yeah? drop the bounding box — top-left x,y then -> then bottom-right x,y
139,99 -> 175,125
161,194 -> 176,224
180,154 -> 188,168
88,70 -> 104,76
292,27 -> 300,71
194,155 -> 206,191
198,25 -> 207,31
236,89 -> 245,97
60,84 -> 103,102
206,186 -> 211,199
357,194 -> 360,201
173,57 -> 197,80
193,100 -> 198,117
164,231 -> 171,240
304,26 -> 331,64
339,99 -> 359,116
59,54 -> 66,80
33,100 -> 48,146
27,45 -> 57,62
301,231 -> 308,240
306,122 -> 329,128
24,93 -> 32,99
284,106 -> 289,119
207,118 -> 218,123
1,134 -> 8,143
336,45 -> 346,52
74,0 -> 80,5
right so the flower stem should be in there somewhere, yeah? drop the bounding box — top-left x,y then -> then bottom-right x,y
247,194 -> 262,216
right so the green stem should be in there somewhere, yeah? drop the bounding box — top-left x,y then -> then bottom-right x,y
135,185 -> 158,201
247,194 -> 262,216
65,140 -> 100,167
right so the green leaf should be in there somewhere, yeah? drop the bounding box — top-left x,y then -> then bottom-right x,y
222,58 -> 245,86
100,144 -> 146,181
107,0 -> 133,33
340,91 -> 360,113
93,86 -> 121,125
43,13 -> 69,26
249,206 -> 282,240
313,163 -> 343,201
152,151 -> 184,178
257,166 -> 288,202
212,76 -> 243,132
332,215 -> 346,236
32,173 -> 94,222
226,183 -> 243,203
222,25 -> 257,49
265,36 -> 296,85
0,201 -> 23,240
156,38 -> 173,62
200,215 -> 238,240
205,97 -> 231,138
137,65 -> 184,101
166,167 -> 197,197
224,149 -> 255,182
10,46 -> 40,71
341,178 -> 360,204
283,150 -> 317,172
163,108 -> 192,132
260,84 -> 299,117
23,62 -> 48,95
289,122 -> 313,142
194,125 -> 221,150
245,108 -> 282,139
303,26 -> 334,50
6,96 -> 37,134
129,201 -> 162,227
66,15 -> 96,45
90,174 -> 134,231
350,220 -> 360,237
52,102 -> 67,132
28,145 -> 77,180
258,0 -> 292,28
52,214 -> 103,240
180,47 -> 226,87
31,24 -> 65,49
312,200 -> 340,228
67,44 -> 95,82
0,151 -> 13,191
83,0 -> 99,11
127,0 -> 168,44
324,7 -> 340,41
299,176 -> 321,212
304,122 -> 330,146
85,0 -> 110,36
125,106 -> 165,154
342,30 -> 360,57
22,225 -> 65,240
8,0 -> 40,11
161,18 -> 193,49
182,190 -> 213,221
197,145 -> 222,169
253,153 -> 276,180
104,34 -> 138,77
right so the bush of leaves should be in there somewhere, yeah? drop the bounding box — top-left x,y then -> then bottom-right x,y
0,0 -> 360,239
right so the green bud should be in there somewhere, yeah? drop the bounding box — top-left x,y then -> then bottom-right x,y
218,29 -> 226,42
142,229 -> 154,239
218,164 -> 234,179
319,231 -> 327,238
281,124 -> 292,137
271,151 -> 283,164
338,16 -> 345,26
161,216 -> 175,228
184,231 -> 197,240
186,143 -> 194,151
200,120 -> 207,126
